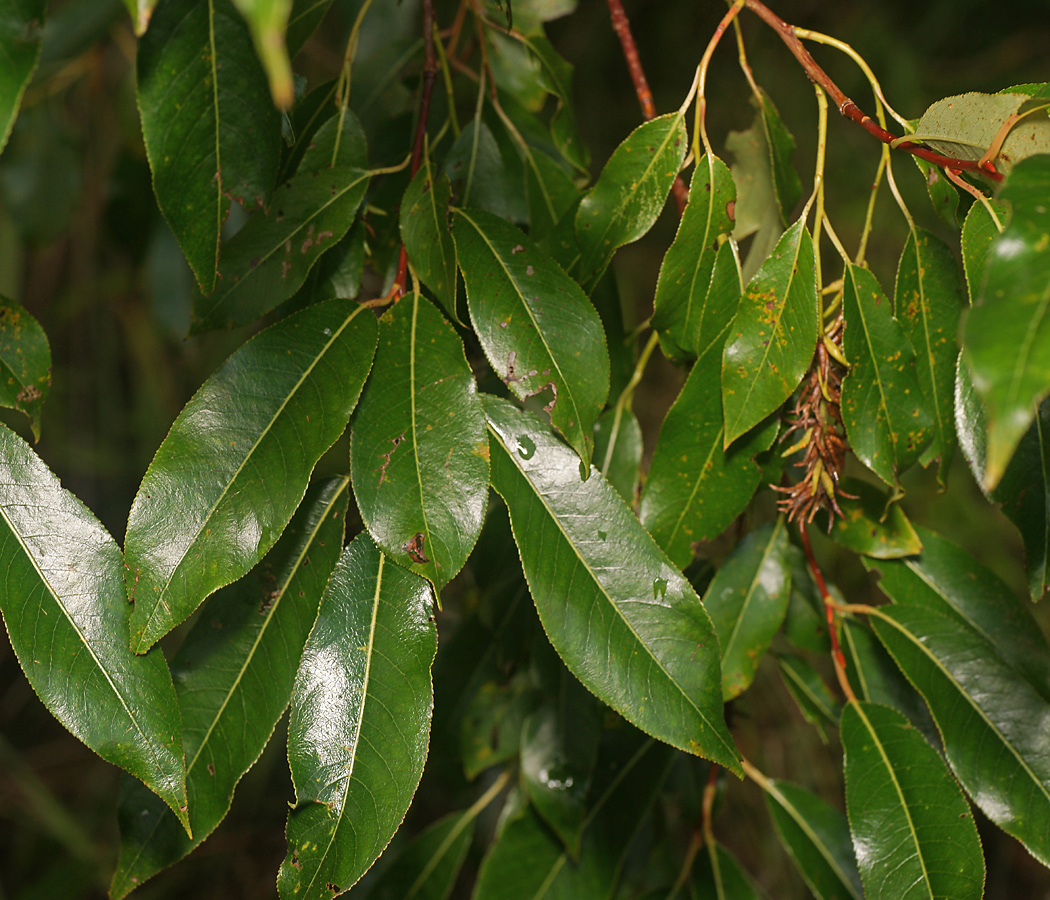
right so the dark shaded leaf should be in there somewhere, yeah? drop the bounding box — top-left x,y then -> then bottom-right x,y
190,165 -> 370,333
0,423 -> 188,834
367,810 -> 474,900
125,300 -> 377,652
401,158 -> 459,324
0,298 -> 50,440
841,701 -> 984,900
522,147 -> 579,241
351,291 -> 488,587
641,328 -> 776,569
575,113 -> 688,290
915,158 -> 960,230
286,0 -> 332,57
485,396 -> 740,770
460,673 -> 536,780
756,89 -> 803,222
110,478 -> 349,898
725,117 -> 781,284
521,34 -> 587,171
137,0 -> 281,292
894,228 -> 965,483
782,544 -> 830,653
962,155 -> 1050,488
777,654 -> 839,742
760,778 -> 861,900
702,519 -> 791,699
842,262 -> 932,492
444,121 -> 520,221
650,155 -> 737,360
593,406 -> 642,506
277,533 -> 438,897
691,842 -> 764,899
722,219 -> 818,446
0,0 -> 44,152
454,208 -> 609,466
823,477 -> 923,559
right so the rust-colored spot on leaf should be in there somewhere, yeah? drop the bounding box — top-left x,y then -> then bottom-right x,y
405,532 -> 429,564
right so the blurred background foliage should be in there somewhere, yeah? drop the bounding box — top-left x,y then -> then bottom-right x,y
0,0 -> 1048,897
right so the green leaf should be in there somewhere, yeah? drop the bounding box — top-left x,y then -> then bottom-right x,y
521,34 -> 587,172
351,291 -> 488,588
650,155 -> 737,360
756,89 -> 803,222
0,423 -> 189,834
962,154 -> 1050,489
782,544 -> 830,653
641,330 -> 776,569
914,90 -> 1050,180
110,478 -> 349,898
400,158 -> 459,325
864,525 -> 1050,700
522,147 -> 580,242
894,228 -> 965,483
869,601 -> 1050,866
840,619 -> 936,743
721,219 -> 818,447
0,0 -> 44,153
444,121 -> 519,221
0,299 -> 50,440
702,519 -> 791,700
593,406 -> 642,506
956,367 -> 1050,600
453,208 -> 609,466
842,262 -> 933,492
960,199 -> 1007,304
277,533 -> 438,898
125,300 -> 377,653
473,732 -> 673,900
484,396 -> 740,770
725,116 -> 781,284
760,778 -> 861,900
823,478 -> 923,559
914,158 -> 960,230
189,165 -> 370,333
230,0 -> 294,108
286,0 -> 332,57
137,0 -> 281,293
520,671 -> 601,857
841,701 -> 985,900
574,113 -> 688,291
461,673 -> 536,780
296,106 -> 368,174
777,654 -> 840,742
367,810 -> 475,900
691,842 -> 764,899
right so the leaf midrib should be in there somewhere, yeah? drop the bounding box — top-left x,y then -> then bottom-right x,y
135,305 -> 365,650
488,421 -> 736,763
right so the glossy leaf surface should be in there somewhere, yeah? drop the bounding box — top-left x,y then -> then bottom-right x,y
841,701 -> 984,900
0,298 -> 50,440
484,396 -> 739,770
823,478 -> 923,559
190,165 -> 370,333
641,329 -> 776,569
574,113 -> 688,290
957,365 -> 1049,600
125,300 -> 377,652
722,219 -> 818,446
702,519 -> 791,700
871,601 -> 1050,866
650,155 -> 737,360
960,199 -> 1007,303
110,478 -> 349,898
277,533 -> 438,898
400,159 -> 459,324
761,778 -> 861,900
842,262 -> 932,491
367,810 -> 474,900
454,208 -> 609,465
0,423 -> 188,833
0,0 -> 44,153
351,291 -> 488,587
137,0 -> 281,292
963,154 -> 1050,488
894,228 -> 965,482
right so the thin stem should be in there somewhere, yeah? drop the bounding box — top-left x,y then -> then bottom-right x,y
855,149 -> 887,266
944,167 -> 1005,233
885,153 -> 917,232
434,21 -> 461,137
797,525 -> 857,704
809,84 -> 829,309
741,0 -> 1002,181
606,0 -> 688,214
695,0 -> 747,162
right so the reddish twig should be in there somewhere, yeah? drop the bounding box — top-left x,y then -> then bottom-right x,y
605,0 -> 688,215
393,0 -> 440,299
797,525 -> 857,704
742,0 -> 1002,182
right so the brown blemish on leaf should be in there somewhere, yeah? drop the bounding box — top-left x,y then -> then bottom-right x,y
207,763 -> 215,775
405,532 -> 429,564
377,431 -> 406,486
